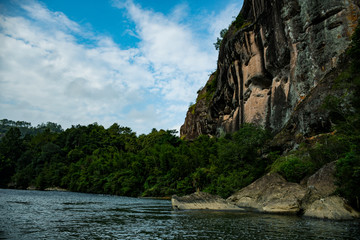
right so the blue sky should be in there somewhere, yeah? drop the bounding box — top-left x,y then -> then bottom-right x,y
0,0 -> 243,134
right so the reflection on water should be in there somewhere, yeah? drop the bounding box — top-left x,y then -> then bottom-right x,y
0,189 -> 359,239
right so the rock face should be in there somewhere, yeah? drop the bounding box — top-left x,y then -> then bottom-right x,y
180,0 -> 360,140
304,196 -> 360,220
227,172 -> 306,214
306,161 -> 336,197
172,192 -> 241,210
172,162 -> 360,220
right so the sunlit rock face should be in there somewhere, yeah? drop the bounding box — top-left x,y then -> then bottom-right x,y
181,0 -> 360,140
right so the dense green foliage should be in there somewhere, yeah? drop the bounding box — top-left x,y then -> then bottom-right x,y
336,150 -> 360,209
0,122 -> 269,198
271,155 -> 314,183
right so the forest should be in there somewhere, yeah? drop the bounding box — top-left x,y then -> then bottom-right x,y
0,120 -> 271,199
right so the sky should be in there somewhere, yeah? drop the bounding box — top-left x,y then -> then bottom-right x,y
0,0 -> 243,135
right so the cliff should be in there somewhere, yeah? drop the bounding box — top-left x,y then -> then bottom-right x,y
181,0 -> 360,140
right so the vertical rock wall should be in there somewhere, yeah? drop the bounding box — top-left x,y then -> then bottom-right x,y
181,0 -> 360,140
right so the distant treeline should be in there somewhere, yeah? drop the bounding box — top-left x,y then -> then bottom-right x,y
0,119 -> 63,139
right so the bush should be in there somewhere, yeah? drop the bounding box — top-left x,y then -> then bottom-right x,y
308,135 -> 351,168
213,28 -> 228,50
336,149 -> 360,210
272,155 -> 314,183
233,14 -> 245,29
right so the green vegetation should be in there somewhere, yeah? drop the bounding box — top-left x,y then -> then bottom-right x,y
0,119 -> 62,138
189,103 -> 196,115
213,13 -> 251,51
0,122 -> 268,198
205,71 -> 218,101
271,155 -> 314,183
232,13 -> 251,30
336,150 -> 360,208
214,28 -> 228,51
188,71 -> 218,115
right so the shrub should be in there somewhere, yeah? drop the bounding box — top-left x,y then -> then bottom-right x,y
189,103 -> 196,114
272,155 -> 314,183
213,28 -> 228,50
233,14 -> 245,29
336,149 -> 360,210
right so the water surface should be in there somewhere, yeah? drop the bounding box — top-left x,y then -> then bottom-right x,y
0,189 -> 359,239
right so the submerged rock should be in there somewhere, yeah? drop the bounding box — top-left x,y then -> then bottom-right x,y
172,192 -> 241,211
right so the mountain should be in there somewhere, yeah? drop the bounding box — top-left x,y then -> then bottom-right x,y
180,0 -> 360,142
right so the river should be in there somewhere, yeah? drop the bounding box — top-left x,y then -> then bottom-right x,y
0,189 -> 359,239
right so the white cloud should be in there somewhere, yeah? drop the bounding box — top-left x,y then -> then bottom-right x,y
207,2 -> 242,40
0,7 -> 149,131
0,0 -> 242,134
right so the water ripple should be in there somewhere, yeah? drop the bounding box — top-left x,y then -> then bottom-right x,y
1,189 -> 360,240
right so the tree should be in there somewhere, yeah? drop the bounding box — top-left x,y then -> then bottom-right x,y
214,28 -> 228,50
0,128 -> 24,186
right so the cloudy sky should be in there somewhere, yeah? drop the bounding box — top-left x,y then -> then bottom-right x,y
0,0 -> 243,134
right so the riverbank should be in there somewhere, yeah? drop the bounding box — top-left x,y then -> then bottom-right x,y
25,186 -> 68,192
172,162 -> 360,220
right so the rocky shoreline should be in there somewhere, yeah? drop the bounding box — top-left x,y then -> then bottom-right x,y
25,186 -> 68,192
172,162 -> 360,220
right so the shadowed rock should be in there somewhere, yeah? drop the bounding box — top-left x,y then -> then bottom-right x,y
181,0 -> 360,140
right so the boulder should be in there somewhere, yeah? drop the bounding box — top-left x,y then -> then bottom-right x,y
172,192 -> 241,211
304,196 -> 360,220
227,172 -> 306,214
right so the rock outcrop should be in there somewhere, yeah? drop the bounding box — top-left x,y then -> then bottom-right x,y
180,0 -> 360,140
301,161 -> 360,219
227,172 -> 306,214
172,192 -> 241,210
172,162 -> 360,220
304,196 -> 360,220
